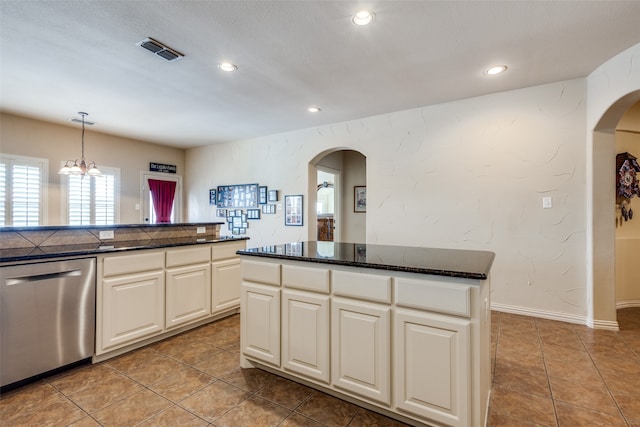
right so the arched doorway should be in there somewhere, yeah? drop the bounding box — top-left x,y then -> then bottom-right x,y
590,91 -> 640,329
308,149 -> 366,243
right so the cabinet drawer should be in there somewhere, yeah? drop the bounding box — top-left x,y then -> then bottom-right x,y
282,264 -> 330,293
332,270 -> 391,303
242,260 -> 280,286
103,252 -> 164,277
395,277 -> 471,317
212,240 -> 246,261
166,246 -> 210,267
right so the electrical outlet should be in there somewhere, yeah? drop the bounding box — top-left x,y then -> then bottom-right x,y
196,227 -> 206,234
99,230 -> 114,240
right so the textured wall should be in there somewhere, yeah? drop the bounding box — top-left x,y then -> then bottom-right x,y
186,78 -> 589,320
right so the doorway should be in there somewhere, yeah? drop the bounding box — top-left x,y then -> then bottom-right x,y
310,149 -> 366,243
591,91 -> 640,329
141,172 -> 182,224
317,168 -> 338,241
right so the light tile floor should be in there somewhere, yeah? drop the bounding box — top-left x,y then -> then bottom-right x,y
1,308 -> 639,426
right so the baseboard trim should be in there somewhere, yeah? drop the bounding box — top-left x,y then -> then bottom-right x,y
586,318 -> 620,331
616,300 -> 640,309
491,303 -> 587,325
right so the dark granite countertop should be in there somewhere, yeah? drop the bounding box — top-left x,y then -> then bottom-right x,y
237,241 -> 495,280
0,236 -> 248,264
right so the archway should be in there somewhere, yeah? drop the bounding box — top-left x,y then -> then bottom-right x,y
589,90 -> 640,329
308,149 -> 366,243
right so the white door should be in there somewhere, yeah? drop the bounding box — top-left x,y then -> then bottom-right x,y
141,172 -> 182,223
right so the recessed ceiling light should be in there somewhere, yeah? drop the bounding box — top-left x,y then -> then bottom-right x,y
218,62 -> 237,72
484,65 -> 508,75
352,10 -> 375,26
308,106 -> 321,113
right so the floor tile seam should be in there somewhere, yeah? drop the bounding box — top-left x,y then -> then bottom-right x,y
553,398 -> 630,424
94,385 -> 175,426
609,392 -> 639,425
147,375 -> 218,404
253,383 -> 318,414
131,402 -> 210,427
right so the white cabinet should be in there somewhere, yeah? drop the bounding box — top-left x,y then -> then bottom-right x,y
166,263 -> 211,329
166,246 -> 211,329
241,282 -> 281,366
239,256 -> 489,427
394,309 -> 471,427
96,240 -> 244,359
282,289 -> 330,383
101,267 -> 165,351
331,298 -> 390,405
211,240 -> 245,314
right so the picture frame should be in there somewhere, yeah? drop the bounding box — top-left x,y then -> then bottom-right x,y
259,186 -> 268,204
268,189 -> 278,202
247,209 -> 261,220
209,189 -> 216,206
216,209 -> 227,217
284,194 -> 303,226
262,204 -> 276,214
354,186 -> 366,212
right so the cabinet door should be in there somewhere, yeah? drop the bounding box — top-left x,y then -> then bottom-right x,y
101,270 -> 165,352
241,282 -> 280,366
282,289 -> 330,383
332,299 -> 390,405
212,258 -> 241,313
394,309 -> 471,427
166,263 -> 211,329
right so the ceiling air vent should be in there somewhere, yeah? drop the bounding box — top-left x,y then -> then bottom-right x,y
137,37 -> 183,62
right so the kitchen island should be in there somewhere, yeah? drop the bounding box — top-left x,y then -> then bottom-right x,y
238,241 -> 494,427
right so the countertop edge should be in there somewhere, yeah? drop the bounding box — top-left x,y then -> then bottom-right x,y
1,237 -> 249,264
237,249 -> 492,281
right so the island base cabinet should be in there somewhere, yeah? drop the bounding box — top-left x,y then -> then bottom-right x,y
331,299 -> 391,406
241,282 -> 281,366
212,258 -> 241,314
166,263 -> 211,329
101,271 -> 165,351
282,290 -> 330,383
394,309 -> 471,427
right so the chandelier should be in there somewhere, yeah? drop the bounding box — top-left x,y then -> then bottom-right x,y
59,112 -> 101,176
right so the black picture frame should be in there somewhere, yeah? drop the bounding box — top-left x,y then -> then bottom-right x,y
216,209 -> 227,217
259,186 -> 268,204
285,194 -> 303,226
247,209 -> 261,220
209,189 -> 216,206
268,189 -> 278,202
354,186 -> 366,212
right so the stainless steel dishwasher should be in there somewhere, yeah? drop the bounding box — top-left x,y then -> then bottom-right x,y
0,258 -> 96,388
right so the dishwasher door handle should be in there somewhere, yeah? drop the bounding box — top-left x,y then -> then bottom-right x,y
6,269 -> 83,285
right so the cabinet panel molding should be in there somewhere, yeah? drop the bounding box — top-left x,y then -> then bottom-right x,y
282,264 -> 330,293
332,270 -> 391,303
394,309 -> 471,427
241,282 -> 281,366
282,289 -> 330,383
395,277 -> 471,317
332,298 -> 391,405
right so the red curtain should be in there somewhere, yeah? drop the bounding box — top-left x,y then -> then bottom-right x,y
148,179 -> 176,223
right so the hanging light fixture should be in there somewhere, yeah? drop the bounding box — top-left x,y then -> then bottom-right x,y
59,112 -> 101,176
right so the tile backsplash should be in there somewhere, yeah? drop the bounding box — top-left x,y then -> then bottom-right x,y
0,223 -> 221,250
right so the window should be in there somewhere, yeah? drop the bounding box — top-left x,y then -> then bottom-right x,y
66,166 -> 120,225
0,154 -> 48,226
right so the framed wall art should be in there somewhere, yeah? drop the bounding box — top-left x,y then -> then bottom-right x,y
268,189 -> 279,202
247,209 -> 261,220
354,186 -> 366,212
284,194 -> 303,226
216,183 -> 259,209
259,186 -> 268,204
209,189 -> 216,206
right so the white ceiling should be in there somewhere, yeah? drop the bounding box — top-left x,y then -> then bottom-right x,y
1,1 -> 640,149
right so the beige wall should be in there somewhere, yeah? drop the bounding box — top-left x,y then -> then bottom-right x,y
186,78 -> 591,322
0,112 -> 186,225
